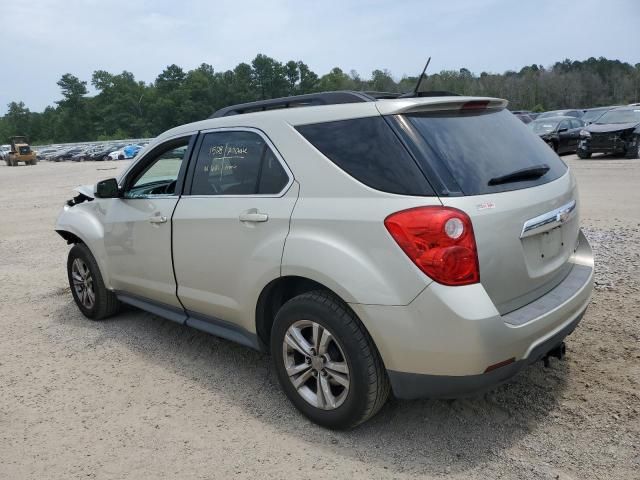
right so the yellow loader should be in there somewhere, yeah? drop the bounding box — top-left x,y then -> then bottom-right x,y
5,136 -> 37,166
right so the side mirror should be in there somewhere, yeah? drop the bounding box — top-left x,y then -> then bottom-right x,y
95,178 -> 120,198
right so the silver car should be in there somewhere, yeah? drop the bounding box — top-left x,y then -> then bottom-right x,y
56,92 -> 594,429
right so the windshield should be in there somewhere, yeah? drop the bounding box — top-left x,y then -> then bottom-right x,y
529,119 -> 559,134
392,109 -> 567,196
595,109 -> 640,124
581,109 -> 607,123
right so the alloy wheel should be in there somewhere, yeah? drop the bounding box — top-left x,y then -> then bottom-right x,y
71,258 -> 95,309
282,320 -> 350,410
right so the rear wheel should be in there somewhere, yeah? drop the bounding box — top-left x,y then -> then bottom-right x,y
67,243 -> 120,320
271,290 -> 390,429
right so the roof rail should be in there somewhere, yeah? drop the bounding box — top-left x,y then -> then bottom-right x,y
210,91 -> 377,118
209,89 -> 461,118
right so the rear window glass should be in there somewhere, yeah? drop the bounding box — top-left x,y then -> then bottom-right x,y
392,109 -> 568,196
296,117 -> 434,196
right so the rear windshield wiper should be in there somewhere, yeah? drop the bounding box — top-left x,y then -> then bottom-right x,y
488,164 -> 550,186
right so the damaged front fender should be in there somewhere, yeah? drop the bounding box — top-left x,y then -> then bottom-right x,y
55,186 -> 112,289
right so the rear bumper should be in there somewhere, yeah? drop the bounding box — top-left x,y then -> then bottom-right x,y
388,307 -> 585,399
350,229 -> 594,400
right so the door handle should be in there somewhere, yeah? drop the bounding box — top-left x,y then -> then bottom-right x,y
239,212 -> 268,223
149,215 -> 167,224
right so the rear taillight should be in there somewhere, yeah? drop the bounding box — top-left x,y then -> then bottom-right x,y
384,206 -> 479,286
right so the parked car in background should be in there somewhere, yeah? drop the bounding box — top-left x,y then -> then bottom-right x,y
53,147 -> 84,162
55,91 -> 593,429
107,148 -> 125,160
537,109 -> 583,119
36,147 -> 59,161
529,116 -> 585,153
581,106 -> 619,125
577,107 -> 640,159
514,113 -> 533,124
123,144 -> 143,159
0,144 -> 11,160
88,144 -> 125,161
71,146 -> 96,162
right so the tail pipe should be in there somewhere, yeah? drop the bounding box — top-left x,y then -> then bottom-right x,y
543,342 -> 566,368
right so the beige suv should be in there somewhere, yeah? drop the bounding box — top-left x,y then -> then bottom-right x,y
56,91 -> 594,429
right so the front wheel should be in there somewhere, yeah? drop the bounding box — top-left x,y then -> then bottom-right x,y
271,290 -> 390,429
67,243 -> 120,320
577,149 -> 592,159
625,137 -> 640,159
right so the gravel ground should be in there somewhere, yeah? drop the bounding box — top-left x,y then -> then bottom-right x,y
0,154 -> 638,479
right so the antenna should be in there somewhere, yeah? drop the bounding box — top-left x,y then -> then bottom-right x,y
413,57 -> 431,96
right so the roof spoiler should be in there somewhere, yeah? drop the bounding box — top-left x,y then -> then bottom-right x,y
375,97 -> 508,116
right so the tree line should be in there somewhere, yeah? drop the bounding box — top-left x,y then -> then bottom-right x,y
1,54 -> 639,145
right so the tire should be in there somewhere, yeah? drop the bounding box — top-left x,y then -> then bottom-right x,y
67,243 -> 120,320
271,290 -> 390,429
546,140 -> 556,152
624,137 -> 640,159
577,149 -> 592,159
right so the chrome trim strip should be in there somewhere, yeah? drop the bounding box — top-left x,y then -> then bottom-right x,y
520,199 -> 576,238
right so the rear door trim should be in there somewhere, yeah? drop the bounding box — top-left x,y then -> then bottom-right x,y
521,200 -> 576,238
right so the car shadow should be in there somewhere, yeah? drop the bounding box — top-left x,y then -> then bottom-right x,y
53,301 -> 570,476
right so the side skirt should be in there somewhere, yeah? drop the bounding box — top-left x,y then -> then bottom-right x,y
115,291 -> 262,351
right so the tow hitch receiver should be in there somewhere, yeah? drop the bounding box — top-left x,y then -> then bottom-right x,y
543,342 -> 566,368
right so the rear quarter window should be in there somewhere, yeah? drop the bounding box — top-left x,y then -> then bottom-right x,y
391,109 -> 568,196
296,117 -> 434,196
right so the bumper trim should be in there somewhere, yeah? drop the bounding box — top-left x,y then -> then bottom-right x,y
388,307 -> 586,400
503,263 -> 592,326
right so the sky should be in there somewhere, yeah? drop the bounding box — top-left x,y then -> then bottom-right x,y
1,0 -> 639,114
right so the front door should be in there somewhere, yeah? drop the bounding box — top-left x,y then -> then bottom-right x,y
104,135 -> 194,308
172,128 -> 298,332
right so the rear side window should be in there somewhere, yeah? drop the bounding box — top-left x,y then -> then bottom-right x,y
296,117 -> 434,196
391,109 -> 568,196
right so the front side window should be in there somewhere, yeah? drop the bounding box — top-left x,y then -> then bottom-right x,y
125,138 -> 189,198
190,131 -> 289,196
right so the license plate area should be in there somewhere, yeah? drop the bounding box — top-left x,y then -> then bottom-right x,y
521,224 -> 572,278
540,226 -> 562,260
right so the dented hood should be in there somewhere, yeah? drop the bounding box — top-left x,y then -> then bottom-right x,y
586,122 -> 639,133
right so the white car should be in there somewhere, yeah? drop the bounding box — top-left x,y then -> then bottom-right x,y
107,149 -> 125,160
55,91 -> 594,429
0,144 -> 11,160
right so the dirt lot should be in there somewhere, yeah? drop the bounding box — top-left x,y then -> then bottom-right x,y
0,155 -> 638,479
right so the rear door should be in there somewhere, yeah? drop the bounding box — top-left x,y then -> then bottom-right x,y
390,107 -> 578,314
172,128 -> 298,331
